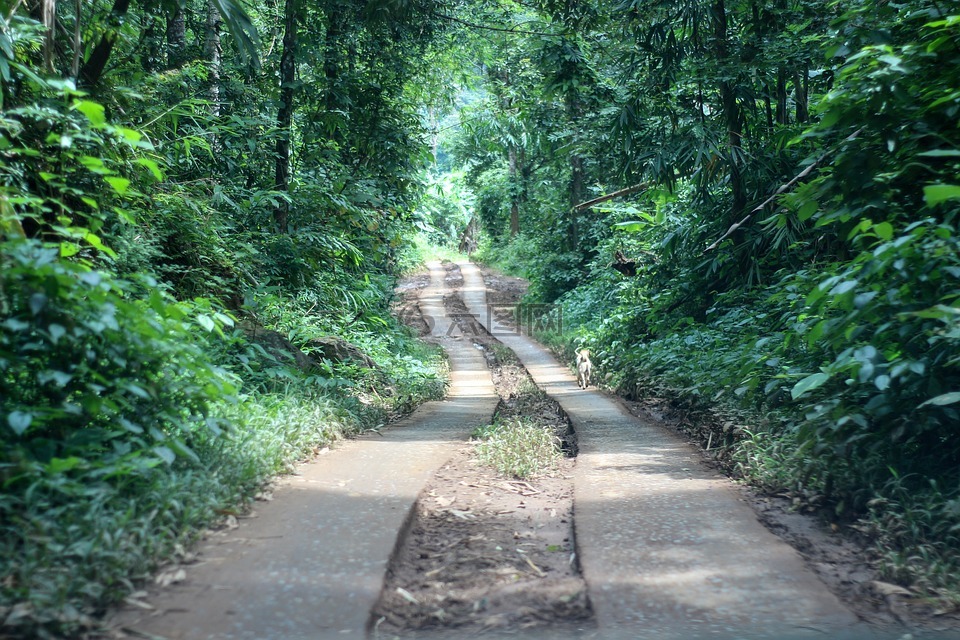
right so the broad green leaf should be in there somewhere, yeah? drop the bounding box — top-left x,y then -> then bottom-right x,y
874,222 -> 893,241
797,200 -> 818,221
84,233 -> 116,257
829,280 -> 858,295
80,156 -> 111,175
917,149 -> 960,158
214,312 -> 235,327
919,392 -> 960,408
7,411 -> 32,435
168,438 -> 201,464
153,445 -> 176,465
74,100 -> 106,127
104,176 -> 130,195
791,372 -> 831,400
923,184 -> 960,207
60,242 -> 80,257
135,158 -> 164,180
197,314 -> 216,332
47,457 -> 82,474
614,221 -> 645,232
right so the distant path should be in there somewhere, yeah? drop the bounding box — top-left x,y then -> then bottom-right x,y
110,262 -> 498,640
458,261 -> 869,640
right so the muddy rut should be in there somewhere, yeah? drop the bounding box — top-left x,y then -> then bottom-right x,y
372,264 -> 592,637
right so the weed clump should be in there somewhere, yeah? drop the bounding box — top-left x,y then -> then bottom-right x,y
473,418 -> 562,480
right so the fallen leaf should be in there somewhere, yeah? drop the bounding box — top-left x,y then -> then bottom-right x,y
396,587 -> 420,605
123,597 -> 155,611
871,581 -> 913,597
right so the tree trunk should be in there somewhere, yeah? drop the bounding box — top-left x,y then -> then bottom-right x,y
509,145 -> 519,237
204,0 -> 222,117
71,0 -> 81,77
41,0 -> 56,73
78,0 -> 131,87
205,0 -> 223,157
763,82 -> 774,132
166,4 -> 186,69
795,67 -> 809,123
712,0 -> 746,219
274,0 -> 299,232
776,67 -> 788,125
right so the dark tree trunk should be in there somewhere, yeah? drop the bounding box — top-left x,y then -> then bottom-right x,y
166,4 -> 186,69
42,0 -> 56,73
795,67 -> 809,123
713,0 -> 746,219
763,83 -> 774,132
78,0 -> 131,87
776,67 -> 788,125
274,0 -> 299,232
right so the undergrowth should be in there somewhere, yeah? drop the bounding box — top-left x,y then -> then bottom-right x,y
0,242 -> 447,639
472,417 -> 562,480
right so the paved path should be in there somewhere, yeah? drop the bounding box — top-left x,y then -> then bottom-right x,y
457,261 -> 869,640
111,262 -> 498,640
113,260 -> 877,640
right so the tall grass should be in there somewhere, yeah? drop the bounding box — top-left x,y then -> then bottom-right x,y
473,418 -> 562,480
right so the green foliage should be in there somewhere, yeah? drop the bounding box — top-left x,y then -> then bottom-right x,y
415,171 -> 474,247
0,240 -> 235,463
0,3 -> 455,634
494,0 -> 960,600
473,418 -> 562,480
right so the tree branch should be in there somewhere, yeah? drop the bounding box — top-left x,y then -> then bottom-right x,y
574,182 -> 649,212
430,11 -> 559,37
702,127 -> 864,253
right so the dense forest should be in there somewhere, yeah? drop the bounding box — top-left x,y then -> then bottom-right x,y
1,0 -> 958,636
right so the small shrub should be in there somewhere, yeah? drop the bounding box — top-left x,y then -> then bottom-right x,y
473,418 -> 562,479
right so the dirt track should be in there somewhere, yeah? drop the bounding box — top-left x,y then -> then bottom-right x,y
105,260 -> 960,640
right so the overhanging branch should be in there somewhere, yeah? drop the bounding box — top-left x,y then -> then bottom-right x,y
703,127 -> 865,253
430,11 -> 560,37
574,182 -> 649,212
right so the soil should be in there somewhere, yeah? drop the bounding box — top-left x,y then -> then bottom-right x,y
373,263 -> 593,638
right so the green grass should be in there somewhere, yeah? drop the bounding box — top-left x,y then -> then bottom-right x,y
472,418 -> 562,480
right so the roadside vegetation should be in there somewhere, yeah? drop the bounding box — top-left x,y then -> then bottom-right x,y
0,3 -> 455,637
3,0 -> 958,635
444,0 -> 960,607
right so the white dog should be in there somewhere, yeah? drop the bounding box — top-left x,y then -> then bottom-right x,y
576,349 -> 592,389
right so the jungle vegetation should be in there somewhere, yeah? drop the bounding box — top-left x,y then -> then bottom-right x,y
1,0 -> 958,635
